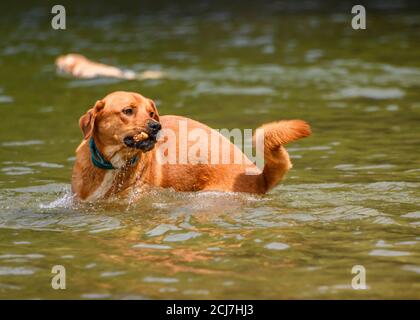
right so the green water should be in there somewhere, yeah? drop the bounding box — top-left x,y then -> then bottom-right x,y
0,2 -> 419,299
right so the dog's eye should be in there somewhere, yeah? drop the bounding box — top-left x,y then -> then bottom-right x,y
122,108 -> 133,116
149,111 -> 154,118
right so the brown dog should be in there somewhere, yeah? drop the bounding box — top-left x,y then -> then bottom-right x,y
56,53 -> 163,80
72,91 -> 311,201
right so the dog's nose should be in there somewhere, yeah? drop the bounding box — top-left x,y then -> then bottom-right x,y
147,120 -> 161,132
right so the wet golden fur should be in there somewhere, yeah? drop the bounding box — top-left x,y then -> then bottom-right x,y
71,91 -> 311,201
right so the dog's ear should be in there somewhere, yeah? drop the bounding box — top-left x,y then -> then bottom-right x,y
148,99 -> 159,121
79,100 -> 105,139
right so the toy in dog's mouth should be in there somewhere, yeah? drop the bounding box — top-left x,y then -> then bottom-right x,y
123,131 -> 158,152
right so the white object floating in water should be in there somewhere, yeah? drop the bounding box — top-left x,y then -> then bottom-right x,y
264,242 -> 290,250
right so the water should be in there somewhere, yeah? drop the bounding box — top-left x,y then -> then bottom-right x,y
0,1 -> 419,299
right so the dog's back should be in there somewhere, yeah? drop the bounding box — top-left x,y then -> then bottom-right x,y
151,116 -> 311,193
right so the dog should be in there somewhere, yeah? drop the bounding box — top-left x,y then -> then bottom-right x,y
56,53 -> 163,80
72,91 -> 311,201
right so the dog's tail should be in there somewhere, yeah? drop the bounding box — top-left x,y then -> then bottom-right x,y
253,120 -> 311,192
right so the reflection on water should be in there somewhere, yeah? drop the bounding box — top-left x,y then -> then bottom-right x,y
0,1 -> 419,299
0,179 -> 418,298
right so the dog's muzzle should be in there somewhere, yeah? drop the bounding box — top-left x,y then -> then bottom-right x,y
124,120 -> 161,152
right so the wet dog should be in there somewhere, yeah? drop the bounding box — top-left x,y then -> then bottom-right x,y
56,53 -> 163,80
71,91 -> 311,201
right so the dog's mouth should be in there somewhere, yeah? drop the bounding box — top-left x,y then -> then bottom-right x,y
123,131 -> 158,152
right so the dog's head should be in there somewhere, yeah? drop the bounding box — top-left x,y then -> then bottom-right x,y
79,91 -> 161,167
56,53 -> 86,73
